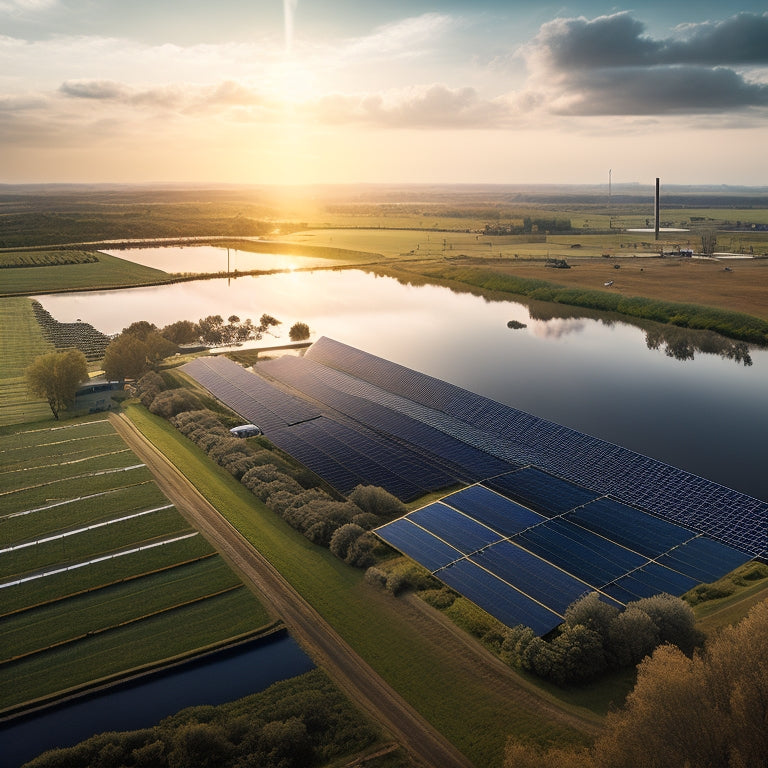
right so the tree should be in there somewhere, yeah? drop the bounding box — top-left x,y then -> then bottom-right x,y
102,330 -> 176,381
161,319 -> 198,345
26,349 -> 88,420
102,334 -> 149,381
289,322 -> 310,342
701,230 -> 717,256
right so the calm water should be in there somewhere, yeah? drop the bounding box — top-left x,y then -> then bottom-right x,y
35,265 -> 768,502
102,245 -> 343,273
0,632 -> 313,768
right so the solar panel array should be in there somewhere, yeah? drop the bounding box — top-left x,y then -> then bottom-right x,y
183,355 -> 515,500
376,475 -> 752,634
183,340 -> 761,635
304,338 -> 767,558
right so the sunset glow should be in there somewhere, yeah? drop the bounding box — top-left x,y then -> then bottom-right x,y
1,0 -> 767,185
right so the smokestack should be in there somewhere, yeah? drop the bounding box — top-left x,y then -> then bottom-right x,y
655,178 -> 660,241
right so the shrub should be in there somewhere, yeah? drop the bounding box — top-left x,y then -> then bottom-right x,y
329,523 -> 365,561
149,388 -> 202,418
349,485 -> 406,520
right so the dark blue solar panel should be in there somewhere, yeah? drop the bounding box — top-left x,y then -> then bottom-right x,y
566,497 -> 694,558
655,537 -> 750,583
183,356 -> 320,432
470,540 -> 594,615
436,558 -> 564,636
442,484 -> 544,536
513,519 -> 647,587
605,563 -> 700,602
409,503 -> 503,554
303,338 -> 767,557
266,425 -> 367,495
375,518 -> 463,571
486,467 -> 600,516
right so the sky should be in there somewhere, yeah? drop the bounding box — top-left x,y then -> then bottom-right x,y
1,0 -> 767,185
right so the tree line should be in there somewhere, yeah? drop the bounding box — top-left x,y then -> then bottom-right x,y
504,598 -> 768,768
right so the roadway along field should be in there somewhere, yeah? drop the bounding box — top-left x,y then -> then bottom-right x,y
109,412 -> 476,768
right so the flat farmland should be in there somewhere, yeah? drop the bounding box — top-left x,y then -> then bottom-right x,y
0,250 -> 168,297
391,255 -> 768,323
0,415 -> 270,713
0,297 -> 52,426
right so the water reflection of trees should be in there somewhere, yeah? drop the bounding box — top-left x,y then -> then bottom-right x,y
528,301 -> 753,366
370,267 -> 756,367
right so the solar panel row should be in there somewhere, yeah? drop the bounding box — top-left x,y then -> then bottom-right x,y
305,338 -> 766,557
183,340 -> 757,635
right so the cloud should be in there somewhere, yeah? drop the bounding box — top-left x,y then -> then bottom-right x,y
524,12 -> 768,116
0,0 -> 56,12
341,13 -> 456,60
60,80 -> 126,99
312,84 -> 513,128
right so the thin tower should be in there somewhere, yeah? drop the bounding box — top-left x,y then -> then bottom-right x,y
655,178 -> 660,241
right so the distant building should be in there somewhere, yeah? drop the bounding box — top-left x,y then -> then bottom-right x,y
75,378 -> 122,413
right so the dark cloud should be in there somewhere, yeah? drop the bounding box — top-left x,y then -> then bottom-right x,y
661,13 -> 768,65
557,66 -> 768,115
528,12 -> 768,116
59,80 -> 125,99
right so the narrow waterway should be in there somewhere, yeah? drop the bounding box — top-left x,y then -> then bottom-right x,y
0,631 -> 314,768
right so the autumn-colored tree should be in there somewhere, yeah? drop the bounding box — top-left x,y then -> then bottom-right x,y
25,349 -> 88,420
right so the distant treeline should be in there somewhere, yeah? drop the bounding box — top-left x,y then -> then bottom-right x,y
0,251 -> 99,268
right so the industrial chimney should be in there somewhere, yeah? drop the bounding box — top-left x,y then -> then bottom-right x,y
655,178 -> 660,241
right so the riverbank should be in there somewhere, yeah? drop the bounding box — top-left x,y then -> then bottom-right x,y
369,256 -> 768,345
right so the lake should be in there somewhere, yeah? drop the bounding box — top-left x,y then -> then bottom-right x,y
35,264 -> 768,503
0,631 -> 314,768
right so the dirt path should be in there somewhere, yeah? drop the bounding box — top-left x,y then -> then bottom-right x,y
109,412 -> 474,768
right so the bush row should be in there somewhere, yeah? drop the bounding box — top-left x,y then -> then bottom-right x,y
136,372 -> 406,568
496,592 -> 702,686
25,669 -> 385,768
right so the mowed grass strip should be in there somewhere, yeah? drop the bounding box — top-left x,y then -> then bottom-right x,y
125,404 -> 595,766
0,556 -> 245,661
0,251 -> 168,296
0,505 -> 193,580
0,588 -> 268,711
1,482 -> 167,546
0,535 -> 215,615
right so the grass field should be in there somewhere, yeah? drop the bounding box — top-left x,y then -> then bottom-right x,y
0,414 -> 271,713
0,250 -> 168,296
124,403 -> 599,767
0,297 -> 54,426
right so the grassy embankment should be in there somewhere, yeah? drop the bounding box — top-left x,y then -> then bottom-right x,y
123,402 -> 605,768
0,415 -> 271,714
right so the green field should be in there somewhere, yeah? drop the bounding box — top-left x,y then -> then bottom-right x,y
0,297 -> 54,425
0,250 -> 168,296
0,415 -> 271,713
124,403 -> 598,767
